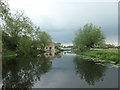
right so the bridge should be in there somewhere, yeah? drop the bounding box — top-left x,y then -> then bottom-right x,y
60,48 -> 71,51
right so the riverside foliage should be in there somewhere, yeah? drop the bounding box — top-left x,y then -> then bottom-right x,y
73,23 -> 105,51
0,0 -> 52,56
73,23 -> 119,65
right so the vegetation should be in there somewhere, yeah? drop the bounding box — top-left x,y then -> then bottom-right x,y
0,0 -> 52,57
76,49 -> 119,65
105,44 -> 115,48
73,23 -> 119,65
73,23 -> 105,51
55,42 -> 62,50
38,32 -> 52,51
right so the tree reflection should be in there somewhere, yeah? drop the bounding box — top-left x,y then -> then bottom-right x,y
74,56 -> 106,85
2,54 -> 52,89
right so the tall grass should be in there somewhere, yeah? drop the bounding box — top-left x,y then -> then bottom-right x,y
78,48 -> 119,65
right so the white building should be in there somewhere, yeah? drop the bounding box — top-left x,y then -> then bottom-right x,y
61,43 -> 73,47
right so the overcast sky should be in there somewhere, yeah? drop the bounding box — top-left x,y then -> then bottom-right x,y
8,0 -> 119,45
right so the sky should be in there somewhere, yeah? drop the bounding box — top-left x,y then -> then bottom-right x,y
8,0 -> 119,45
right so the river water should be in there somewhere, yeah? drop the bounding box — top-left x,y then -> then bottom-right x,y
1,52 -> 118,89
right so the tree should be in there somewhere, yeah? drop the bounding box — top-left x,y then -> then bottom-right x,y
0,0 -> 10,21
73,23 -> 105,51
105,44 -> 115,48
0,0 -> 34,51
17,36 -> 32,55
4,11 -> 34,50
38,32 -> 52,50
1,0 -> 52,56
0,0 -> 9,50
0,27 -> 2,53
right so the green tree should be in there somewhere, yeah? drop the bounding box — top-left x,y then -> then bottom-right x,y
17,36 -> 32,55
0,0 -> 10,51
0,27 -> 2,51
1,0 -> 52,56
0,0 -> 10,21
38,32 -> 52,50
4,11 -> 34,50
73,23 -> 105,51
105,44 -> 115,48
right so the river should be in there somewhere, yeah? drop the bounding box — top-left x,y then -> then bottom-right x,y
1,51 -> 118,89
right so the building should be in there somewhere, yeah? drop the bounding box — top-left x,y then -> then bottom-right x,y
44,43 -> 55,52
44,43 -> 56,60
61,43 -> 73,47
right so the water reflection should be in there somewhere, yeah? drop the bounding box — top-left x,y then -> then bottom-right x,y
60,51 -> 76,56
74,56 -> 106,85
44,52 -> 56,60
2,54 -> 52,89
2,52 -> 118,88
37,52 -> 63,60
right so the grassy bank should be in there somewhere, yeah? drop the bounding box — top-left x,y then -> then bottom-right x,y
77,48 -> 119,65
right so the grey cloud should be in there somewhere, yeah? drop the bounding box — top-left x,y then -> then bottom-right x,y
9,0 -> 118,45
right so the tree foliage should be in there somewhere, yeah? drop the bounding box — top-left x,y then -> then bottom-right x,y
0,0 -> 52,56
0,0 -> 10,20
73,23 -> 105,51
38,32 -> 52,50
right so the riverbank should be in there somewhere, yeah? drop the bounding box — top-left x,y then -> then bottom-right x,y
76,48 -> 119,66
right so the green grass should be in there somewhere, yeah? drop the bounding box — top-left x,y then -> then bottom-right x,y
77,48 -> 119,65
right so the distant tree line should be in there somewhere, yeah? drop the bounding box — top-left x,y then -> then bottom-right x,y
0,0 -> 52,56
